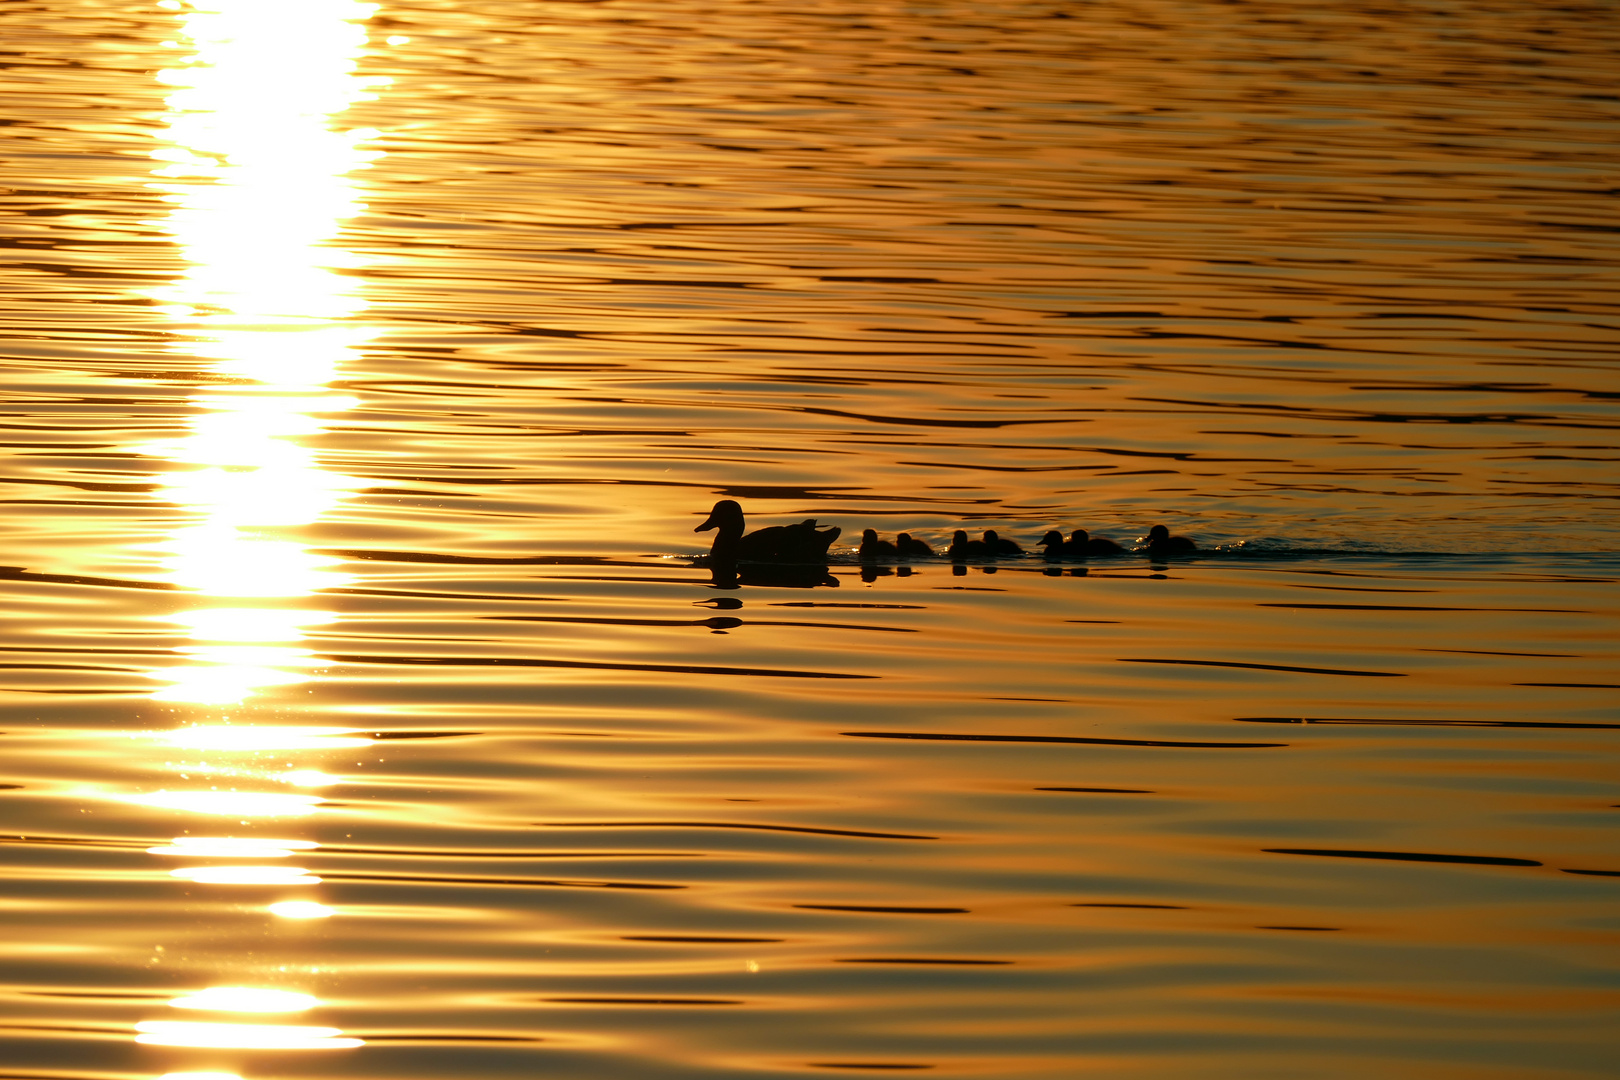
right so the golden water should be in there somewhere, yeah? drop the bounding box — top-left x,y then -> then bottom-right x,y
1,1 -> 1616,1077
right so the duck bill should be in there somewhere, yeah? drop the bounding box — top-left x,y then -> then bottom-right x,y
695,514 -> 719,533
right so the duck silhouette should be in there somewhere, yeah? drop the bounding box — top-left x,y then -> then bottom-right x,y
947,529 -> 991,559
1039,530 -> 1077,559
859,528 -> 899,560
983,529 -> 1023,556
695,499 -> 840,563
1042,528 -> 1125,559
1074,529 -> 1125,556
895,532 -> 934,558
1144,523 -> 1197,556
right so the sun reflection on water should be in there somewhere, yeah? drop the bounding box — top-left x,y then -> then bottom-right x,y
125,8 -> 383,1061
162,725 -> 373,752
148,837 -> 319,858
171,987 -> 318,1013
128,791 -> 324,817
136,1021 -> 362,1049
141,0 -> 384,706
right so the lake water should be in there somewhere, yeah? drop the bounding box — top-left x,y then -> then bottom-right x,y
2,1 -> 1617,1077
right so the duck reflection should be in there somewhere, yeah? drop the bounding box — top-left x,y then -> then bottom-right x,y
708,562 -> 839,589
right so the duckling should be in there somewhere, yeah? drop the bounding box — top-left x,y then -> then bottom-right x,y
983,529 -> 1024,556
859,528 -> 899,560
1144,523 -> 1197,557
1073,529 -> 1125,557
895,532 -> 934,558
947,529 -> 991,559
1039,530 -> 1073,559
695,499 -> 840,563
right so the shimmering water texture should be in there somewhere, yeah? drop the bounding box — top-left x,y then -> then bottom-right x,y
1,0 -> 1617,1077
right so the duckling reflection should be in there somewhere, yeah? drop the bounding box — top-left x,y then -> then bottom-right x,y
1144,523 -> 1198,557
695,499 -> 840,564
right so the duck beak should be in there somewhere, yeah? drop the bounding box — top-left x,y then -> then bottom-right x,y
695,513 -> 718,533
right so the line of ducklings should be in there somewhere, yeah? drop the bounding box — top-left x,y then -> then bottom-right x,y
861,524 -> 1195,561
692,498 -> 1196,564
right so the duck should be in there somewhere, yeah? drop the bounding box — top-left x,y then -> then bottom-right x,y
695,499 -> 840,563
859,528 -> 899,560
1144,523 -> 1197,556
983,529 -> 1023,556
1073,529 -> 1125,557
947,529 -> 991,559
1039,530 -> 1077,559
895,532 -> 934,558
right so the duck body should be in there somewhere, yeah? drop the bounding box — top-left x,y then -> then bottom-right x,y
858,528 -> 899,560
1076,529 -> 1125,557
1040,530 -> 1073,559
947,529 -> 991,559
1144,523 -> 1197,557
696,500 -> 840,563
895,532 -> 934,558
1042,528 -> 1126,559
984,529 -> 1024,556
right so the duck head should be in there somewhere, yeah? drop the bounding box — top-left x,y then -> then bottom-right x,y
1148,524 -> 1170,543
1040,530 -> 1063,547
983,529 -> 1001,543
696,499 -> 745,536
1070,529 -> 1090,545
861,528 -> 880,543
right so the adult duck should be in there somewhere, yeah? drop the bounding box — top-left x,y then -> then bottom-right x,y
947,529 -> 991,559
695,500 -> 840,563
859,528 -> 899,560
1144,524 -> 1197,557
983,529 -> 1023,556
895,532 -> 934,558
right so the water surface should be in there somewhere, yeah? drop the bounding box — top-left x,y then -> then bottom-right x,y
1,1 -> 1617,1077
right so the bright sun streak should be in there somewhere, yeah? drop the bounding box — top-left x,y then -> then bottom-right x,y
143,0 -> 381,705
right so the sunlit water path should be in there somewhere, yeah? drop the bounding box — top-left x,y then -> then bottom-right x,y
1,1 -> 1616,1077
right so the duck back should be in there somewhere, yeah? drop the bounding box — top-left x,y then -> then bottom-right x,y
896,532 -> 934,558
